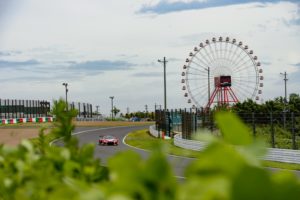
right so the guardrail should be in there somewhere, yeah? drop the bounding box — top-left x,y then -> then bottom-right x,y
149,125 -> 160,138
76,117 -> 103,121
173,133 -> 300,164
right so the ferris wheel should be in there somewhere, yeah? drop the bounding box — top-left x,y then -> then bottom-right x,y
181,36 -> 263,109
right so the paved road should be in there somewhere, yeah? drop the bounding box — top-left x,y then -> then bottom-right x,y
54,126 -> 300,179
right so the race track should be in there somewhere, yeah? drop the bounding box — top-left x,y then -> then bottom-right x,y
54,126 -> 300,179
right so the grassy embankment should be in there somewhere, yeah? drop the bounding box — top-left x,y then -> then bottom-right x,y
125,129 -> 300,171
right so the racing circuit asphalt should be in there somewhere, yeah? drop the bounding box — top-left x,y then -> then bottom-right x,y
53,126 -> 300,179
54,126 -> 193,179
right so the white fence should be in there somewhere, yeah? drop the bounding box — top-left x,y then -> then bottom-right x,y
173,133 -> 300,164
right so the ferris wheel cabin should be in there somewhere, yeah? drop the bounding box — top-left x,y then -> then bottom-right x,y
214,76 -> 231,87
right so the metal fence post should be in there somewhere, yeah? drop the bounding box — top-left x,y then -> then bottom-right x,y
270,112 -> 275,148
209,111 -> 213,132
291,112 -> 297,150
252,112 -> 256,138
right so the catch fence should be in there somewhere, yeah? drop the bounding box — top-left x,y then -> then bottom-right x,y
0,99 -> 94,119
155,109 -> 300,149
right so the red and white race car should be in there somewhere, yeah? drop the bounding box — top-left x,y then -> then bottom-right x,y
99,135 -> 119,145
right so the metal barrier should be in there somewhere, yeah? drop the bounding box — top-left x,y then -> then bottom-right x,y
173,133 -> 300,164
76,117 -> 103,121
149,125 -> 160,138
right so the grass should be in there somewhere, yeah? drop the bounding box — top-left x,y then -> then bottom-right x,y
262,160 -> 300,171
250,124 -> 300,149
125,129 -> 300,171
125,129 -> 200,158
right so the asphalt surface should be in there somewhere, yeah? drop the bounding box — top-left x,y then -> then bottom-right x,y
54,126 -> 300,179
54,126 -> 192,179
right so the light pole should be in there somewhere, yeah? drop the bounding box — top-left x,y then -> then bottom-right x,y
96,105 -> 99,118
280,72 -> 288,129
204,67 -> 211,108
158,57 -> 168,111
280,72 -> 288,105
109,96 -> 114,120
62,83 -> 68,110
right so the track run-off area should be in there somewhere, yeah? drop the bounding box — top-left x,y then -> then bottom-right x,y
52,126 -> 300,179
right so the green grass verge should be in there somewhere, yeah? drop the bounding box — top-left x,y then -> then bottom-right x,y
125,129 -> 200,158
125,129 -> 300,171
262,160 -> 300,171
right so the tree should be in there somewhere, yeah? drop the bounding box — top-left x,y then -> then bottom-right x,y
112,106 -> 120,117
289,93 -> 300,112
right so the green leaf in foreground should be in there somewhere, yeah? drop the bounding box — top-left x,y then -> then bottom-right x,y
215,111 -> 253,145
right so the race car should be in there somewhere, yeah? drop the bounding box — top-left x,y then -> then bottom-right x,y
99,135 -> 119,145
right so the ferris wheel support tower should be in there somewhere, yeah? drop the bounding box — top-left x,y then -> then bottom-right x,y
205,75 -> 239,109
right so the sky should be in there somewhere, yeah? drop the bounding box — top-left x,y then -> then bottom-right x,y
0,0 -> 299,116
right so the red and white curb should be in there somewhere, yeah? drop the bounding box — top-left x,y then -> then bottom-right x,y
1,117 -> 54,124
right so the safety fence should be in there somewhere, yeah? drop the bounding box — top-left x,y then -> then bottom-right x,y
155,109 -> 300,150
0,99 -> 94,120
0,99 -> 50,118
69,102 -> 93,118
149,125 -> 300,164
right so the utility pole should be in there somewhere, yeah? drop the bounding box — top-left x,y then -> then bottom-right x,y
158,57 -> 168,111
280,72 -> 288,105
280,71 -> 288,129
